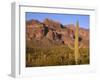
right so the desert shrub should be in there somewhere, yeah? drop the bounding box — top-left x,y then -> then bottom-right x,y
79,48 -> 89,64
26,45 -> 89,67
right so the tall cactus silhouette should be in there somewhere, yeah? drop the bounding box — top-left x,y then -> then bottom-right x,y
74,21 -> 80,64
68,21 -> 82,64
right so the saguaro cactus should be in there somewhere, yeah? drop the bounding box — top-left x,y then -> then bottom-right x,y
68,21 -> 82,64
74,21 -> 80,64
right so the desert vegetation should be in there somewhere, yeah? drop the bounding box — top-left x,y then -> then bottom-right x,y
26,18 -> 89,67
26,46 -> 89,67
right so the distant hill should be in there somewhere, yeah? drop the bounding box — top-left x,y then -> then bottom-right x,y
26,18 -> 89,49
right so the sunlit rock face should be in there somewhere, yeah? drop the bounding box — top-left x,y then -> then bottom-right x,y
26,18 -> 89,48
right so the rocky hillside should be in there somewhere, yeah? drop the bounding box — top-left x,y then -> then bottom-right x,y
26,18 -> 89,48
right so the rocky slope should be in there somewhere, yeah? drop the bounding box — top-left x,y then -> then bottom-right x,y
26,19 -> 89,48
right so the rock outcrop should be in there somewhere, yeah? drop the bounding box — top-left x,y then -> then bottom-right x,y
26,19 -> 89,48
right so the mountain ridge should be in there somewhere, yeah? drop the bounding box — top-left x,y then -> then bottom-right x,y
26,18 -> 89,48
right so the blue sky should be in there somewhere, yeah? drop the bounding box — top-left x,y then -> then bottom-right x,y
26,12 -> 90,29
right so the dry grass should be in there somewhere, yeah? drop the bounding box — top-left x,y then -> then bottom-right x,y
26,45 -> 89,67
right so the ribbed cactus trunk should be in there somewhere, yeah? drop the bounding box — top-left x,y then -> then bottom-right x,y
74,21 -> 79,64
